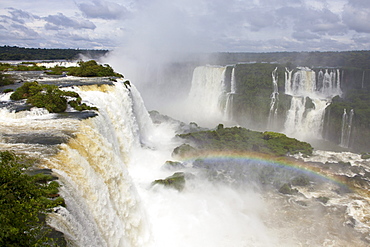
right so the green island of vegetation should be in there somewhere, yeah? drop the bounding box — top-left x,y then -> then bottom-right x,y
0,60 -> 126,113
173,124 -> 313,158
10,81 -> 98,113
0,151 -> 65,246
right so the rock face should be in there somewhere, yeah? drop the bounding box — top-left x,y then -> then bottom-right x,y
152,172 -> 186,191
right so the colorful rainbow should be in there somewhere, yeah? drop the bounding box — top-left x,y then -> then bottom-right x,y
178,150 -> 353,191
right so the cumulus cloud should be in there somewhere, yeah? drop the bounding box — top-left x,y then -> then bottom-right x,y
78,0 -> 130,20
0,0 -> 370,51
44,13 -> 96,30
342,2 -> 370,33
1,8 -> 39,24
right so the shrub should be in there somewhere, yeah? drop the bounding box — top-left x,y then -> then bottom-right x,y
10,81 -> 98,113
0,151 -> 65,246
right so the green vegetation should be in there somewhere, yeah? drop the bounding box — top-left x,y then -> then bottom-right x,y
68,60 -> 122,77
0,60 -> 123,78
0,73 -> 16,87
10,81 -> 98,113
278,183 -> 298,195
174,126 -> 313,157
212,50 -> 370,69
316,196 -> 330,204
152,172 -> 186,191
232,63 -> 291,128
324,88 -> 370,151
0,46 -> 108,61
0,151 -> 65,246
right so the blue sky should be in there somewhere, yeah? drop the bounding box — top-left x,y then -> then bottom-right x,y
1,0 -> 370,52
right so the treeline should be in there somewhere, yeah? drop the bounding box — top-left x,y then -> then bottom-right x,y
210,50 -> 370,69
0,46 -> 109,61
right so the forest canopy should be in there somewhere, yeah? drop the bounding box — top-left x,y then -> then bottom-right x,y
0,46 -> 108,61
0,151 -> 65,246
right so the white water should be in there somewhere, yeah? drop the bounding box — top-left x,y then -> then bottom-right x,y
186,65 -> 228,126
284,67 -> 342,140
340,109 -> 354,148
224,66 -> 237,121
267,67 -> 279,130
1,70 -> 370,246
44,82 -> 153,246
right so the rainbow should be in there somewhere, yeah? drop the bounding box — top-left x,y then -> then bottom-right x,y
178,150 -> 353,191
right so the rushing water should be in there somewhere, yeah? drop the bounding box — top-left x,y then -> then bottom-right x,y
0,71 -> 369,246
283,67 -> 342,140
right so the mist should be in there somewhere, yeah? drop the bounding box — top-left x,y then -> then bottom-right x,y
103,1 -> 225,123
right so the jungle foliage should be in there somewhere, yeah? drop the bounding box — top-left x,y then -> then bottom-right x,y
0,60 -> 123,78
232,63 -> 291,128
10,81 -> 98,113
0,151 -> 65,246
324,88 -> 370,151
67,60 -> 122,77
212,50 -> 370,69
0,46 -> 108,61
175,125 -> 313,157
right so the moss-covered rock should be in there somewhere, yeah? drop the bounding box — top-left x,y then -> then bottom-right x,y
152,172 -> 186,191
10,81 -> 98,113
290,175 -> 310,186
175,126 -> 313,157
162,160 -> 185,170
361,153 -> 370,159
278,183 -> 298,195
172,144 -> 198,159
316,196 -> 329,204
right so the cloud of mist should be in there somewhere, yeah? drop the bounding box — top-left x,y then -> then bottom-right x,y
105,0 -> 219,114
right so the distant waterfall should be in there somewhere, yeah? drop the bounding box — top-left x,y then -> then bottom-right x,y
268,67 -> 279,130
340,109 -> 354,148
224,66 -> 237,120
284,67 -> 341,140
187,66 -> 229,125
46,82 -> 153,247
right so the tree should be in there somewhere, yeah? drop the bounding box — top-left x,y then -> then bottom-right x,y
0,151 -> 65,246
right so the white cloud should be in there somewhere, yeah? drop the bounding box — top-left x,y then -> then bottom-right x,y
78,0 -> 130,20
44,13 -> 96,30
342,3 -> 370,33
0,0 -> 369,52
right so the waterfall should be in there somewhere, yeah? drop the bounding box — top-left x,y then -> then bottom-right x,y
224,66 -> 237,121
43,81 -> 154,246
187,65 -> 227,125
340,109 -> 354,148
230,67 -> 237,94
268,67 -> 279,130
284,68 -> 293,95
284,67 -> 341,140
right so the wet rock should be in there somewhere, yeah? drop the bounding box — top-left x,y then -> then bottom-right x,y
278,183 -> 298,195
291,175 -> 310,186
162,160 -> 185,170
152,172 -> 186,191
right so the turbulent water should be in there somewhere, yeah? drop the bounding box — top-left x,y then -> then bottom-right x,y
283,68 -> 342,140
0,70 -> 369,246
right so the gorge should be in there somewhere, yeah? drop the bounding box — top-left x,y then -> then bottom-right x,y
0,57 -> 370,246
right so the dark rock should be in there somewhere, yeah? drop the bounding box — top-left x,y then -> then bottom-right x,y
152,172 -> 186,191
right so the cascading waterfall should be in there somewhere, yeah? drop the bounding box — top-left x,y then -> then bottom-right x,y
44,81 -> 154,247
284,67 -> 342,140
267,67 -> 279,130
340,109 -> 354,148
186,66 -> 227,125
224,66 -> 236,120
1,68 -> 370,247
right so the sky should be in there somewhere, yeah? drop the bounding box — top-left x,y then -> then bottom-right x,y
1,0 -> 370,52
